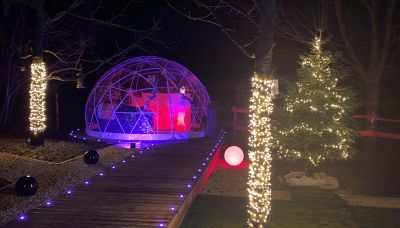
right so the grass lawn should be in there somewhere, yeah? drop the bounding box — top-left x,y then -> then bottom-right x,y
182,190 -> 400,228
184,133 -> 400,227
223,132 -> 400,197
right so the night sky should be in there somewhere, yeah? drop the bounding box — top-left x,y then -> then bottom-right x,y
45,0 -> 260,134
2,0 -> 400,134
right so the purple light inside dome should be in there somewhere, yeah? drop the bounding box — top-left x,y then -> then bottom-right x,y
97,139 -> 101,142
84,56 -> 211,142
209,153 -> 212,156
140,151 -> 143,154
122,160 -> 126,163
159,223 -> 166,227
99,172 -> 104,176
84,180 -> 90,185
112,165 -> 116,169
179,194 -> 184,198
170,206 -> 176,211
198,169 -> 202,172
66,189 -> 72,195
83,137 -> 86,140
18,214 -> 27,221
45,200 -> 52,206
193,175 -> 197,179
202,163 -> 206,166
77,128 -> 80,131
206,157 -> 209,161
187,184 -> 191,188
116,143 -> 131,149
131,154 -> 135,158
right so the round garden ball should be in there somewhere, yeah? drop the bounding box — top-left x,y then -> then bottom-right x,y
224,146 -> 244,166
83,150 -> 100,165
15,176 -> 38,196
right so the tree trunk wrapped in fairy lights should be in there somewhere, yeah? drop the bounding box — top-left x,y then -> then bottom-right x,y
247,74 -> 277,227
29,58 -> 47,135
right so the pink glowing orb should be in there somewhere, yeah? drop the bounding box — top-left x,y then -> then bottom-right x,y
224,146 -> 244,166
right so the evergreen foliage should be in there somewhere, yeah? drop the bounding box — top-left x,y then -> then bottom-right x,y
275,36 -> 357,166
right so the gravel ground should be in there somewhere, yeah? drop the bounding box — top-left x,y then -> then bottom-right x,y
0,178 -> 11,189
0,145 -> 131,225
0,134 -> 107,163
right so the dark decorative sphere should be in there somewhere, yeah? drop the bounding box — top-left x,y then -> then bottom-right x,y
83,150 -> 100,165
15,176 -> 38,196
25,134 -> 45,147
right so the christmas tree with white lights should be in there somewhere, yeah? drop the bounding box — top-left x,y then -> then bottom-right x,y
276,36 -> 357,168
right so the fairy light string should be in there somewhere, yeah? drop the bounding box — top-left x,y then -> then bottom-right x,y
277,36 -> 356,166
29,60 -> 47,135
247,73 -> 275,227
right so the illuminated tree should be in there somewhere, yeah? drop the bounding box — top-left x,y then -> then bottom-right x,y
0,0 -> 163,140
278,1 -> 399,152
167,1 -> 277,226
276,36 -> 357,168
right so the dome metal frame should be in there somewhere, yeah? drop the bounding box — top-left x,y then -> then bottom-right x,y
85,56 -> 210,141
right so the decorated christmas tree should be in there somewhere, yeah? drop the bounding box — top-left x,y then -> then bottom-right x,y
275,36 -> 357,168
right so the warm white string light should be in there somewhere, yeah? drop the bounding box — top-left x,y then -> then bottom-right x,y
29,60 -> 47,134
276,36 -> 355,165
247,73 -> 275,227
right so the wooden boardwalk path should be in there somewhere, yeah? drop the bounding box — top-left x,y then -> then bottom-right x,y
6,136 -> 223,228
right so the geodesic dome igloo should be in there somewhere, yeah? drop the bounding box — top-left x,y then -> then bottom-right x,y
85,56 -> 210,141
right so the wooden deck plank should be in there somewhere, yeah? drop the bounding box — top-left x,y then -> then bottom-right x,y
5,136 -> 223,228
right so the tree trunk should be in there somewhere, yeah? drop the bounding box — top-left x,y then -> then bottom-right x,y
0,84 -> 14,128
3,96 -> 11,127
28,0 -> 46,145
0,96 -> 10,127
247,2 -> 276,228
254,0 -> 276,76
364,80 -> 380,153
304,160 -> 313,176
32,0 -> 45,58
55,92 -> 60,133
365,80 -> 380,131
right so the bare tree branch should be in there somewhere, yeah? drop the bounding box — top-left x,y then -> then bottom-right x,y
335,0 -> 367,80
167,0 -> 258,59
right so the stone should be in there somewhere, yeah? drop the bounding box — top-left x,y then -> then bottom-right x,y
284,171 -> 339,189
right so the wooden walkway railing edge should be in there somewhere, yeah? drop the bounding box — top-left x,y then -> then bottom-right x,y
168,133 -> 224,228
